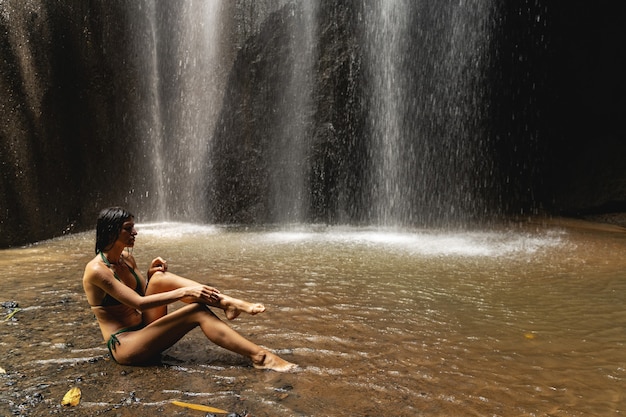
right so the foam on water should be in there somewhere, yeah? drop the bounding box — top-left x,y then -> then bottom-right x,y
137,222 -> 220,238
136,222 -> 565,257
260,227 -> 566,257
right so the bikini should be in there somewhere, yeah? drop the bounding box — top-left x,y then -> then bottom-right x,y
98,252 -> 145,306
96,251 -> 147,362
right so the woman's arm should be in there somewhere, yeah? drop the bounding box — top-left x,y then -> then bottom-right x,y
85,262 -> 216,311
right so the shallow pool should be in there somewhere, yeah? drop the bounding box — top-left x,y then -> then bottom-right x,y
1,218 -> 624,416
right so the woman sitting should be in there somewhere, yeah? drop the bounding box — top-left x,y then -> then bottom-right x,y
82,207 -> 296,372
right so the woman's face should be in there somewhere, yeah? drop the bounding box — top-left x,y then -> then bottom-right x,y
117,218 -> 137,248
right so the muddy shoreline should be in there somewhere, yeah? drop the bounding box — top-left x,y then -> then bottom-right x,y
2,292 -> 296,417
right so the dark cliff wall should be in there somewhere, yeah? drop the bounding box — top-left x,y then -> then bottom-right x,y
0,0 -> 625,247
487,1 -> 626,217
0,1 -> 165,246
541,3 -> 626,215
0,2 -> 116,245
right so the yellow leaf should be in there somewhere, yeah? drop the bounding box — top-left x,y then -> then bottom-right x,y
171,400 -> 228,414
3,308 -> 20,321
61,387 -> 81,406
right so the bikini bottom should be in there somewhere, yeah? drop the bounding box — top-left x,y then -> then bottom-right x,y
107,323 -> 145,363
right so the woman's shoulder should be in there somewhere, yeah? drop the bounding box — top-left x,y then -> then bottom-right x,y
83,256 -> 109,283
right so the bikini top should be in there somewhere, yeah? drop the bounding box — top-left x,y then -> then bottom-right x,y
96,251 -> 144,307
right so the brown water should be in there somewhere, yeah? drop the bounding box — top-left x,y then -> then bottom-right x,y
1,218 -> 625,416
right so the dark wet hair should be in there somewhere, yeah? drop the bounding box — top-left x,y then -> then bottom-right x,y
95,207 -> 134,254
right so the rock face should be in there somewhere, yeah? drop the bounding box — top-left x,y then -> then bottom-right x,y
1,1 -> 625,247
0,2 -> 157,246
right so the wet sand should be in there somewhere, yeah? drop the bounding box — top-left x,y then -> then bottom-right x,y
1,218 -> 625,416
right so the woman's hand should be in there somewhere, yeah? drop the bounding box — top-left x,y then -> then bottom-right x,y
148,257 -> 168,279
180,285 -> 221,304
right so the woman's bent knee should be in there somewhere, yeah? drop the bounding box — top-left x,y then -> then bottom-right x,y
145,271 -> 173,294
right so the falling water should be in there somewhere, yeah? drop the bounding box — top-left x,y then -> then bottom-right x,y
136,1 -> 317,224
160,1 -> 226,221
145,2 -> 167,220
364,1 -> 495,226
123,1 -> 498,226
364,0 -> 411,225
267,2 -> 318,223
0,0 -> 602,246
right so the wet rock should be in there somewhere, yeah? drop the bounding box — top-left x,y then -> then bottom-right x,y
1,301 -> 20,322
1,301 -> 19,309
18,391 -> 45,409
274,384 -> 293,393
119,390 -> 140,405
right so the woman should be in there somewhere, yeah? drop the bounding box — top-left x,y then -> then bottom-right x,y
82,207 -> 296,372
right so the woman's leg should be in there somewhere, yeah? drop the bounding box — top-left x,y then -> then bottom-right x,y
143,271 -> 265,324
112,303 -> 297,372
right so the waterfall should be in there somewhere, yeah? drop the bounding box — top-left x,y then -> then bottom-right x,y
267,2 -> 318,223
364,1 -> 495,226
136,0 -> 317,224
1,0 -> 562,247
145,2 -> 167,220
149,1 -> 226,221
142,0 -> 496,226
364,0 -> 412,225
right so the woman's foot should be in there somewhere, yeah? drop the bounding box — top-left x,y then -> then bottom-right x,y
223,296 -> 266,320
252,350 -> 298,372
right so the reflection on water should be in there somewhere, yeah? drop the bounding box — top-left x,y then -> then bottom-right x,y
1,219 -> 625,416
